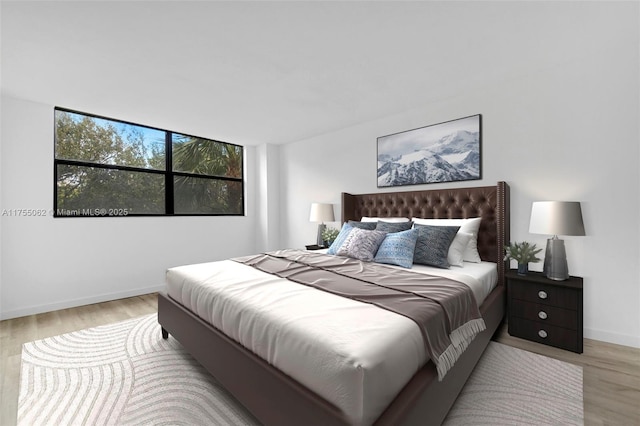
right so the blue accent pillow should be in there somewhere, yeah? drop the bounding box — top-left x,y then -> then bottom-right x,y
326,223 -> 354,255
374,228 -> 419,268
376,220 -> 414,233
336,228 -> 387,261
347,220 -> 377,230
413,224 -> 460,268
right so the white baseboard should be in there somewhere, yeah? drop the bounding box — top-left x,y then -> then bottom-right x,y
0,285 -> 164,321
584,327 -> 640,349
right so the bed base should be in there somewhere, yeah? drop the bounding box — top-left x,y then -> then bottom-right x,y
158,181 -> 510,425
159,292 -> 351,425
159,286 -> 503,425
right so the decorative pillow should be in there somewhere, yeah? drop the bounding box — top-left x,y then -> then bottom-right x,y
447,231 -> 473,267
374,229 -> 419,268
347,220 -> 377,230
326,223 -> 354,255
413,225 -> 460,269
376,220 -> 414,233
337,228 -> 387,261
412,217 -> 482,263
361,216 -> 410,223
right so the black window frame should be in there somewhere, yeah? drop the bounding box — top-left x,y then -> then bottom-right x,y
53,107 -> 245,217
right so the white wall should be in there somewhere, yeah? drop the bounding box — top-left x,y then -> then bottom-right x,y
0,95 -> 259,319
280,5 -> 640,348
1,2 -> 638,349
255,143 -> 281,252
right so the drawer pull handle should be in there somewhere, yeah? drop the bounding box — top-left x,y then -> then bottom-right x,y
538,311 -> 548,320
538,330 -> 548,338
538,290 -> 548,299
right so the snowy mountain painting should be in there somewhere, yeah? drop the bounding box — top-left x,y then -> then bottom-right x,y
377,115 -> 481,187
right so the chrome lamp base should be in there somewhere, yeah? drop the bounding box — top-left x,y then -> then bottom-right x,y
543,237 -> 569,281
316,223 -> 326,247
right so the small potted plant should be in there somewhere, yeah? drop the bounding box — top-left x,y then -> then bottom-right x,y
504,241 -> 542,275
321,227 -> 340,247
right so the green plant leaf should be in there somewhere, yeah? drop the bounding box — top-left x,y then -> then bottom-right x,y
504,241 -> 542,263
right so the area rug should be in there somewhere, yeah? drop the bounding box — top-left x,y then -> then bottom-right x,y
18,314 -> 583,425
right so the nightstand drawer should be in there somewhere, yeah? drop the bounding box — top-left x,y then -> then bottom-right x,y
506,271 -> 583,353
509,280 -> 578,309
508,317 -> 580,352
510,299 -> 578,330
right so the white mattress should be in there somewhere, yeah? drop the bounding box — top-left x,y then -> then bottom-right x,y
166,255 -> 497,426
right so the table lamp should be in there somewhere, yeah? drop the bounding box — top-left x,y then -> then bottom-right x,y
309,203 -> 335,247
529,201 -> 585,281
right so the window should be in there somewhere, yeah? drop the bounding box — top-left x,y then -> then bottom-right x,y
54,107 -> 244,217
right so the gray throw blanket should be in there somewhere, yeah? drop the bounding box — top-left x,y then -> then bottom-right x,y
233,249 -> 486,380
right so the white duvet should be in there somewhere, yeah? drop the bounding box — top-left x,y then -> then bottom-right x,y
166,255 -> 496,426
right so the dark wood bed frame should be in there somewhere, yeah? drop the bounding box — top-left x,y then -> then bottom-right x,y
158,181 -> 510,425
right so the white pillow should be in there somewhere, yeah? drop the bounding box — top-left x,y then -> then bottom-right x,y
411,217 -> 482,263
361,216 -> 410,223
447,231 -> 473,267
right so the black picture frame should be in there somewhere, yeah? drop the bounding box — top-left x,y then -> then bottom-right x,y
377,114 -> 482,187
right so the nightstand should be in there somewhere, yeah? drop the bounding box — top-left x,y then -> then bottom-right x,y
506,270 -> 583,353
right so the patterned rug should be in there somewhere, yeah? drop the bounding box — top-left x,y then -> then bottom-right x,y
18,314 -> 583,425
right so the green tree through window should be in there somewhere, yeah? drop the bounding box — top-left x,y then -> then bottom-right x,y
54,108 -> 244,217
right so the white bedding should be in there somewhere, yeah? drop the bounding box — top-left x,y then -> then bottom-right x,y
166,254 -> 497,426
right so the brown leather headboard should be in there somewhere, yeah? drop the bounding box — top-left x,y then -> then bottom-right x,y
341,181 -> 510,286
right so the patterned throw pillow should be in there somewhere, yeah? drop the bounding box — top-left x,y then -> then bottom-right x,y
375,220 -> 414,233
412,217 -> 482,263
337,228 -> 387,261
347,220 -> 377,230
413,224 -> 460,268
374,228 -> 419,268
326,223 -> 354,255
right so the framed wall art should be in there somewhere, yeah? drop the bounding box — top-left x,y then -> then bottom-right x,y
377,114 -> 482,187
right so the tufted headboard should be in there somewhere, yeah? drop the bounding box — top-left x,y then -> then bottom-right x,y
341,181 -> 510,286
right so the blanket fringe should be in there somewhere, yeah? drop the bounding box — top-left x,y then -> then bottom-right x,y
450,318 -> 486,347
436,318 -> 486,381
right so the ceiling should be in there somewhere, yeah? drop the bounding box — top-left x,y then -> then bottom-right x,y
0,1 -> 609,145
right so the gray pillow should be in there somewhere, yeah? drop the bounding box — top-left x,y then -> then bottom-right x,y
337,228 -> 387,261
347,220 -> 377,230
376,220 -> 413,233
413,224 -> 460,268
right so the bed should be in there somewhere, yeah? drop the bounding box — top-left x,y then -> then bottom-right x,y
158,181 -> 510,425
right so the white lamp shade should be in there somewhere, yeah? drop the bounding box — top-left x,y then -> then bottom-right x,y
309,203 -> 335,223
529,201 -> 585,236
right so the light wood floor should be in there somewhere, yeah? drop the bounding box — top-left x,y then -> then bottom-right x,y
1,293 -> 639,425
